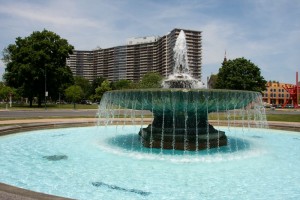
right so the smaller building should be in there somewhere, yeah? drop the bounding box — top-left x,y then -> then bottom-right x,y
262,81 -> 293,106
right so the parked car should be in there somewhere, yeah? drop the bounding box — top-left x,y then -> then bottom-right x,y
93,101 -> 100,105
271,104 -> 282,108
80,100 -> 92,105
284,104 -> 294,108
263,103 -> 272,108
56,100 -> 67,104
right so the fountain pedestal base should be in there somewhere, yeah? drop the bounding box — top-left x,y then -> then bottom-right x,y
139,124 -> 227,150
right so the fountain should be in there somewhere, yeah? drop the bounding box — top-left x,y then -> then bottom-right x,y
1,30 -> 300,200
162,30 -> 205,89
98,30 -> 267,151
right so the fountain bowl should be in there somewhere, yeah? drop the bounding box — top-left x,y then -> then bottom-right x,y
101,88 -> 259,112
99,88 -> 265,150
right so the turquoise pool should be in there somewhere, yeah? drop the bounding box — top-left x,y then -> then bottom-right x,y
0,126 -> 300,200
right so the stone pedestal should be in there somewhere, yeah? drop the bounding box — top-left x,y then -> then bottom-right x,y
139,112 -> 227,150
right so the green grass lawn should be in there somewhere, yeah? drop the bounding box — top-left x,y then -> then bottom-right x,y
1,103 -> 299,123
208,112 -> 300,123
266,114 -> 300,122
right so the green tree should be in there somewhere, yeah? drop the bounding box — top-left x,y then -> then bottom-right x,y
65,85 -> 83,109
91,76 -> 106,90
57,83 -> 72,103
0,83 -> 15,108
215,57 -> 267,92
208,74 -> 218,89
94,80 -> 111,101
2,29 -> 74,107
139,72 -> 163,89
74,76 -> 91,99
89,77 -> 106,102
112,79 -> 134,90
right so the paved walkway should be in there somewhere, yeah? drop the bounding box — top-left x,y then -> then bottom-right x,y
0,118 -> 299,131
0,182 -> 73,200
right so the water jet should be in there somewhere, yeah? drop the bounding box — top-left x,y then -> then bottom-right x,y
98,30 -> 267,151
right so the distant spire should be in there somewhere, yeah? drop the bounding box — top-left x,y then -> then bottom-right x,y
223,50 -> 227,64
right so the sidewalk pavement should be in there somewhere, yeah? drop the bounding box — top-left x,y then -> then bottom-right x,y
0,118 -> 298,132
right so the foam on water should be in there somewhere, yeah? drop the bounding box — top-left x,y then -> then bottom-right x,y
162,30 -> 205,89
96,126 -> 267,163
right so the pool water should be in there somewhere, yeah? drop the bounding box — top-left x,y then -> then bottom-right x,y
0,126 -> 300,200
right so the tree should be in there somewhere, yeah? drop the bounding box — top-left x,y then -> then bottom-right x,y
111,79 -> 134,90
2,29 -> 74,107
65,85 -> 83,109
207,74 -> 218,89
74,76 -> 91,99
91,77 -> 106,91
94,80 -> 111,101
139,72 -> 163,89
89,76 -> 107,102
0,83 -> 15,108
215,57 -> 267,92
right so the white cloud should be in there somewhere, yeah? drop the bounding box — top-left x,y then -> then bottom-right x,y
0,0 -> 299,83
0,2 -> 100,28
201,22 -> 235,65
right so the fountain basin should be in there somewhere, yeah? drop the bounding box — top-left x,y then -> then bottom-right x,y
99,89 -> 264,150
102,89 -> 258,112
1,125 -> 300,200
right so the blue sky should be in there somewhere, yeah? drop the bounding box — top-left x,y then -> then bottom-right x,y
0,0 -> 299,84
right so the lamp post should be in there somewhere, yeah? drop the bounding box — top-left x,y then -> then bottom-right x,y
44,66 -> 47,110
9,92 -> 12,108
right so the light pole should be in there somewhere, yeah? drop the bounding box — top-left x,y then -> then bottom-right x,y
9,92 -> 12,108
44,66 -> 47,110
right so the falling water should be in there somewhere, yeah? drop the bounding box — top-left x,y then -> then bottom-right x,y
98,89 -> 268,154
97,30 -> 268,155
162,30 -> 205,89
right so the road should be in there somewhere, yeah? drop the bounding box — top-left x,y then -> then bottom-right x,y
0,109 -> 98,119
0,109 -> 153,119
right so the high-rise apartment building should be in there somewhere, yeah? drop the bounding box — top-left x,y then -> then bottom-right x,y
66,28 -> 202,82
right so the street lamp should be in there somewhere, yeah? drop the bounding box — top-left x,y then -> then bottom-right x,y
45,66 -> 48,110
9,92 -> 12,108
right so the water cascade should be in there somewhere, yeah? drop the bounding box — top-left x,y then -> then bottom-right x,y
162,30 -> 205,89
98,30 -> 268,151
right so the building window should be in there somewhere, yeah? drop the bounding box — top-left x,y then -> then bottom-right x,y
274,94 -> 276,97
